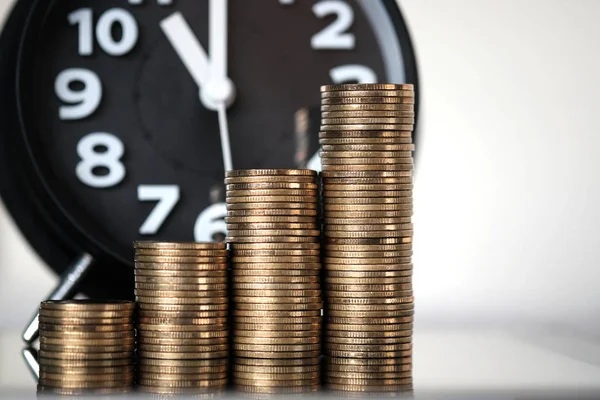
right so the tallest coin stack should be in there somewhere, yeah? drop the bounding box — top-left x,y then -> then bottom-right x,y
319,83 -> 415,394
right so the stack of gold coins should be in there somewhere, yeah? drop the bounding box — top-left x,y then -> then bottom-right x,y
225,169 -> 322,395
134,241 -> 229,395
320,83 -> 415,395
37,300 -> 135,396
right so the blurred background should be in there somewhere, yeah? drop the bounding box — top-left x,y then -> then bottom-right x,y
2,0 -> 600,393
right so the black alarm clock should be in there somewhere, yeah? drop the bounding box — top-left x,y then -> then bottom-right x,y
0,0 -> 418,301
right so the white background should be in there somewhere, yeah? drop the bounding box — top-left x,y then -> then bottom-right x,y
1,0 -> 600,334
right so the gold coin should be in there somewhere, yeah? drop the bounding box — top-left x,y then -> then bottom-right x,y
234,329 -> 319,338
325,237 -> 412,245
38,310 -> 133,319
324,257 -> 411,265
321,83 -> 414,92
137,324 -> 228,332
137,351 -> 228,360
233,371 -> 319,381
231,263 -> 321,270
138,364 -> 228,374
40,337 -> 135,346
226,195 -> 317,204
137,317 -> 228,325
232,256 -> 320,264
328,290 -> 413,298
325,241 -> 412,249
233,269 -> 320,276
319,130 -> 411,139
39,351 -> 132,360
326,377 -> 412,386
40,300 -> 134,311
233,323 -> 320,332
37,357 -> 132,368
137,378 -> 227,388
135,262 -> 226,271
326,371 -> 412,380
322,113 -> 415,121
226,182 -> 318,190
39,365 -> 133,375
326,343 -> 412,352
235,302 -> 322,311
321,95 -> 414,104
233,336 -> 320,345
326,336 -> 412,345
328,303 -> 413,311
227,223 -> 318,230
226,169 -> 317,177
323,191 -> 412,199
234,377 -> 318,387
324,198 -> 411,205
226,202 -> 317,210
139,371 -> 227,381
136,386 -> 225,395
322,144 -> 414,152
327,383 -> 412,393
138,358 -> 228,367
137,303 -> 228,311
225,176 -> 316,184
325,265 -> 410,273
232,249 -> 321,258
135,283 -> 227,292
325,223 -> 413,232
322,118 -> 414,126
228,208 -> 318,217
138,344 -> 228,353
233,351 -> 321,360
135,276 -> 227,284
322,90 -> 414,99
227,228 -> 320,236
235,316 -> 321,325
39,371 -> 134,382
322,176 -> 412,184
135,248 -> 227,257
234,357 -> 319,366
320,137 -> 413,145
326,269 -> 412,278
233,343 -> 320,352
135,289 -> 227,298
328,296 -> 414,305
323,164 -> 413,171
134,255 -> 228,263
325,243 -> 412,252
234,385 -> 319,394
233,276 -> 319,283
324,230 -> 413,239
321,156 -> 413,165
233,289 -> 320,297
138,337 -> 228,346
233,283 -> 320,291
328,323 -> 413,332
321,103 -> 414,112
135,269 -> 227,278
226,216 -> 316,224
326,359 -> 411,369
39,323 -> 133,332
326,276 -> 412,285
321,124 -> 414,132
38,316 -> 131,325
323,184 -> 412,192
134,241 -> 226,250
37,378 -> 133,389
40,343 -> 134,353
321,170 -> 411,178
233,364 -> 319,373
325,211 -> 413,218
232,242 -> 320,250
227,189 -> 318,197
135,296 -> 228,305
138,310 -> 227,319
36,386 -> 133,395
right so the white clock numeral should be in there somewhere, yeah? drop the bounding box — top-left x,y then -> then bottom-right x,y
55,68 -> 102,121
76,133 -> 126,188
68,8 -> 138,56
279,0 -> 295,4
138,185 -> 180,235
311,0 -> 355,50
330,64 -> 377,84
129,0 -> 173,5
194,203 -> 227,242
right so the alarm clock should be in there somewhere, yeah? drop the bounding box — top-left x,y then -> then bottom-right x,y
0,0 -> 418,300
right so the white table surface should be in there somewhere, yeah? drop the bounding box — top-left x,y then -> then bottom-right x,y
2,325 -> 600,398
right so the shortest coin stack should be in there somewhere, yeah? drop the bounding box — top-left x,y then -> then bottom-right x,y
134,241 -> 229,395
37,300 -> 135,396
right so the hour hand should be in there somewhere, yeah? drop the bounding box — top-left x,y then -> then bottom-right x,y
160,12 -> 210,91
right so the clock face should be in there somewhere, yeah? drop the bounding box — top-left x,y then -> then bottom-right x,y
10,0 -> 418,297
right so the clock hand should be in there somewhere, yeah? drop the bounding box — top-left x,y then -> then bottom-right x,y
217,103 -> 233,172
160,12 -> 210,92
